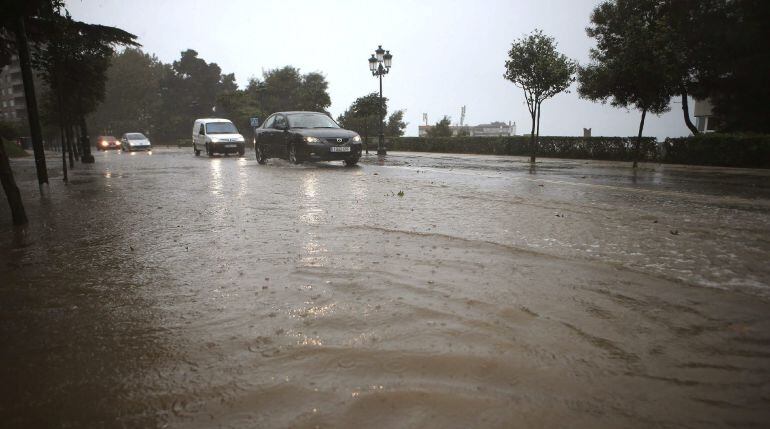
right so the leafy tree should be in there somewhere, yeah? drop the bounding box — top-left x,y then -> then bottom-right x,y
651,0 -> 770,133
156,49 -> 230,141
217,66 -> 332,138
653,0 -> 725,134
578,0 -> 674,168
32,9 -> 137,163
298,72 -> 331,112
427,116 -> 452,137
1,0 -> 63,186
216,79 -> 258,138
337,92 -> 387,145
244,66 -> 331,116
504,29 -> 576,163
88,48 -> 164,137
697,0 -> 770,132
385,109 -> 407,137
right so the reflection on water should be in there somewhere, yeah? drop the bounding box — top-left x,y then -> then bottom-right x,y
303,173 -> 317,199
300,237 -> 328,267
209,158 -> 222,196
300,173 -> 323,225
237,157 -> 248,197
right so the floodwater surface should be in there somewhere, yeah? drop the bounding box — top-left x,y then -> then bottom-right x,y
1,149 -> 769,428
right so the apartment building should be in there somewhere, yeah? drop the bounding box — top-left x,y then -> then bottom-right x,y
0,55 -> 27,123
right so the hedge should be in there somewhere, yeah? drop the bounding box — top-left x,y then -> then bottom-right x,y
661,133 -> 770,168
386,136 -> 658,162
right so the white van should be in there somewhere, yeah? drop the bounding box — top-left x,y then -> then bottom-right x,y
192,118 -> 246,157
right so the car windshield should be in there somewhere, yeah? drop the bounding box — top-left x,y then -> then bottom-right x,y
126,133 -> 146,140
100,136 -> 116,141
206,122 -> 238,134
287,113 -> 339,129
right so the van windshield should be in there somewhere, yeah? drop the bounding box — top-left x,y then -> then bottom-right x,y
206,122 -> 238,134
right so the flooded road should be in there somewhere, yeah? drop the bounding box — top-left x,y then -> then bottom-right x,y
2,148 -> 769,427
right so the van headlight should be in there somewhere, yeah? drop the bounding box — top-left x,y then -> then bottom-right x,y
352,135 -> 362,142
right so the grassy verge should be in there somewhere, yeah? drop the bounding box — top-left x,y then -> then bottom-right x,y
3,139 -> 28,157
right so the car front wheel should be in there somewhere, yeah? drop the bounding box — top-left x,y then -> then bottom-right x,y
288,143 -> 301,164
256,145 -> 267,164
206,143 -> 214,157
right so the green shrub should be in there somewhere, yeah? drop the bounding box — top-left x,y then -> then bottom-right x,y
662,134 -> 770,168
387,136 -> 658,161
1,138 -> 28,158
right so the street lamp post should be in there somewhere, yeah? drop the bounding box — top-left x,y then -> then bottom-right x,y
368,45 -> 392,155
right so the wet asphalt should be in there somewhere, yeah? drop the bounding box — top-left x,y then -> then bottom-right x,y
1,148 -> 769,428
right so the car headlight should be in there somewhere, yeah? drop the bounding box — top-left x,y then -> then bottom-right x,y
304,136 -> 323,143
352,135 -> 362,143
101,141 -> 108,146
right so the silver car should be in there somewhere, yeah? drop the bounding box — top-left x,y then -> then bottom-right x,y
120,133 -> 152,152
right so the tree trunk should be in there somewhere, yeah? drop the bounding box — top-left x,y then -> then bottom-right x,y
535,101 -> 542,152
681,90 -> 698,135
79,116 -> 95,163
633,108 -> 647,169
72,122 -> 81,161
529,105 -> 537,163
0,137 -> 28,226
60,125 -> 68,183
66,123 -> 75,168
14,17 -> 48,191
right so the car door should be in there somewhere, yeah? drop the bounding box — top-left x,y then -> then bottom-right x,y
272,114 -> 289,158
260,115 -> 276,155
192,121 -> 200,148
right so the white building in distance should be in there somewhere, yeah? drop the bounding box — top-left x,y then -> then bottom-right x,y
418,121 -> 516,137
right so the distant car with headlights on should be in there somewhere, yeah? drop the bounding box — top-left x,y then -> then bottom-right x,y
192,118 -> 245,157
120,133 -> 152,152
252,111 -> 362,166
96,135 -> 120,151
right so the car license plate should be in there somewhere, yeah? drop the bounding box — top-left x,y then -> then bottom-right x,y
330,146 -> 351,152
226,144 -> 236,148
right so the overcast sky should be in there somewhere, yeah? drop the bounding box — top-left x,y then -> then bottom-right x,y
65,0 -> 693,139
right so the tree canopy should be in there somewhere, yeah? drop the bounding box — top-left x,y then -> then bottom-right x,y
385,109 -> 407,138
578,0 -> 674,167
88,48 -> 165,136
337,92 -> 388,143
427,116 -> 452,138
87,56 -> 334,142
504,30 -> 576,162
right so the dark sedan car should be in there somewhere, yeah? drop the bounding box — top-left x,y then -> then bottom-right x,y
253,111 -> 362,166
